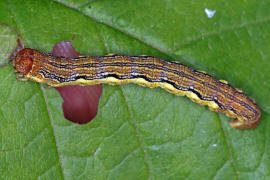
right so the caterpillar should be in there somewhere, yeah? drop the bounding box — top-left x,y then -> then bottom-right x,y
13,48 -> 261,129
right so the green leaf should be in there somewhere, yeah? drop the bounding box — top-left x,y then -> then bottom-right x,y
0,23 -> 18,66
1,0 -> 270,179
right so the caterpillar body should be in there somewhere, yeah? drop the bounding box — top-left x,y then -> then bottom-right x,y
14,48 -> 261,129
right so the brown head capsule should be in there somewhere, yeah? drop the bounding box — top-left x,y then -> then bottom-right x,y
13,48 -> 34,75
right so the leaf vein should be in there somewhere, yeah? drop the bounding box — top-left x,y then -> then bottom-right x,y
40,85 -> 65,180
119,86 -> 153,180
173,17 -> 270,51
218,114 -> 240,180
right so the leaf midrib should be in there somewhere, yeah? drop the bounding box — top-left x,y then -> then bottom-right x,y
54,0 -> 270,58
40,85 -> 65,179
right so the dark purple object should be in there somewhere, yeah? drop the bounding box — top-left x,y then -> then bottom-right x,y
52,41 -> 102,124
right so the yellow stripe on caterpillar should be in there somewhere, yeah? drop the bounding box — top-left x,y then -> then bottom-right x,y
13,48 -> 261,129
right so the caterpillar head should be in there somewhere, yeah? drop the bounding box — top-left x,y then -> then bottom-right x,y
14,48 -> 34,75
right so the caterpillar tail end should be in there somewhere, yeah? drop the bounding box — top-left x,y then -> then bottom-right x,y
229,117 -> 260,130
